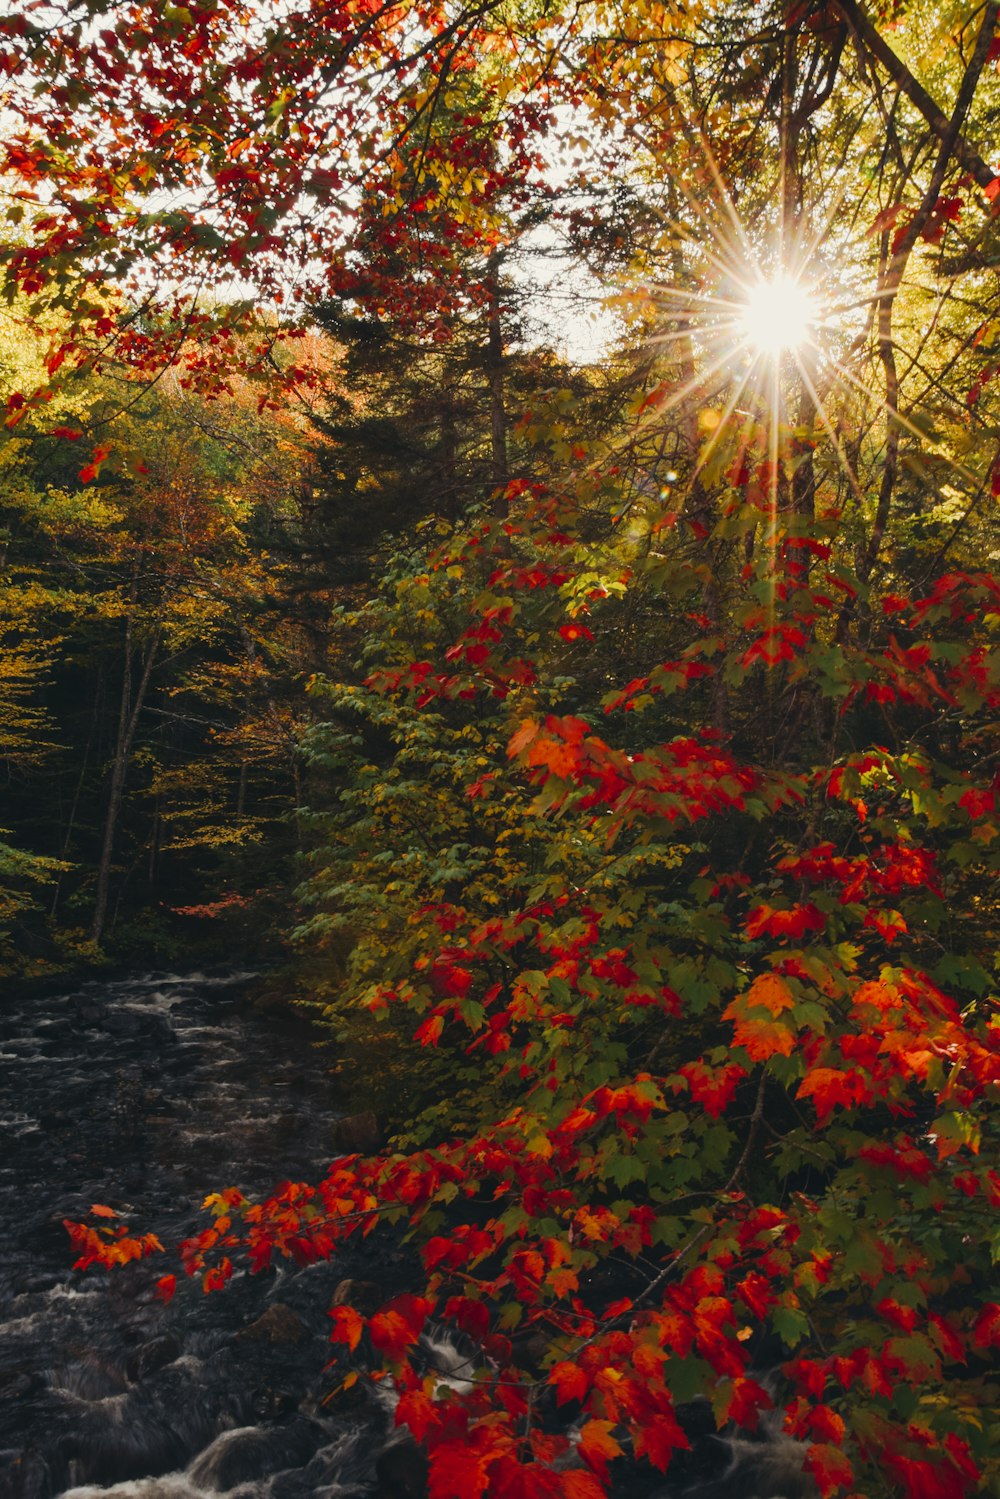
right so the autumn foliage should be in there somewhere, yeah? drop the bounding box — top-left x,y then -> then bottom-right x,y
4,0 -> 1000,1494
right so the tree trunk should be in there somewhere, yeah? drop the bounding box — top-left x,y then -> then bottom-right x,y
91,619 -> 160,945
485,253 -> 509,516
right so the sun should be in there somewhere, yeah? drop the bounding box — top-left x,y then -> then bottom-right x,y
737,271 -> 818,359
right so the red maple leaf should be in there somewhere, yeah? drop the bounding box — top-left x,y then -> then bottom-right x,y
549,1361 -> 590,1405
804,1442 -> 854,1497
632,1410 -> 690,1470
714,1376 -> 772,1429
797,1067 -> 872,1123
328,1304 -> 364,1350
396,1389 -> 440,1441
428,1442 -> 489,1499
680,1061 -> 746,1117
745,902 -> 825,940
972,1303 -> 1000,1349
370,1294 -> 432,1359
734,1271 -> 773,1319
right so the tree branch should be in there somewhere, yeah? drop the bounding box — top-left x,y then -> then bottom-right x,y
832,0 -> 998,191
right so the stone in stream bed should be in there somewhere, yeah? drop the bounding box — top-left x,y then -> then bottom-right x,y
187,1418 -> 324,1491
232,1303 -> 311,1346
376,1436 -> 429,1499
331,1110 -> 382,1154
126,1334 -> 181,1382
0,1448 -> 50,1499
331,1278 -> 384,1317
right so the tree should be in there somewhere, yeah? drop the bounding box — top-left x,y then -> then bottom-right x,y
0,307 -> 320,962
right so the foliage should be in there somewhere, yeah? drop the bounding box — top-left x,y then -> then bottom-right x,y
4,0 -> 1000,1494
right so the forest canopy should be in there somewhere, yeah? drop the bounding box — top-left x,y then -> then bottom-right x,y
2,0 -> 1000,1496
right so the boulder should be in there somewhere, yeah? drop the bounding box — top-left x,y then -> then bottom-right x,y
0,1450 -> 49,1499
232,1302 -> 310,1346
376,1436 -> 429,1499
126,1333 -> 180,1382
331,1278 -> 383,1317
188,1420 -> 319,1491
331,1111 -> 382,1154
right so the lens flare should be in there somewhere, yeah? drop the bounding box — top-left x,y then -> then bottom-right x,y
737,272 -> 818,358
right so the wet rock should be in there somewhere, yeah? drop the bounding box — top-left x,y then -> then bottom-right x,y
332,1278 -> 384,1317
126,1333 -> 181,1382
249,988 -> 292,1016
148,1015 -> 177,1045
76,1002 -> 108,1025
253,1387 -> 298,1420
20,1273 -> 60,1295
233,1303 -> 311,1346
188,1419 -> 321,1490
331,1110 -> 382,1154
0,1370 -> 41,1405
0,1449 -> 49,1499
103,1011 -> 145,1037
376,1436 -> 429,1499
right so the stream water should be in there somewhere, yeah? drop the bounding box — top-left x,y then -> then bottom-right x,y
0,970 -> 420,1499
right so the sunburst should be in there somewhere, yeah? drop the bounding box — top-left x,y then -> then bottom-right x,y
736,271 -> 820,361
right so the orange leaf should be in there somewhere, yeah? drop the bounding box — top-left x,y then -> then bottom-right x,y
508,718 -> 540,758
525,733 -> 579,779
154,1274 -> 177,1304
90,1203 -> 118,1218
560,1474 -> 606,1499
415,1014 -> 445,1046
745,973 -> 795,1015
730,1015 -> 795,1061
578,1419 -> 624,1481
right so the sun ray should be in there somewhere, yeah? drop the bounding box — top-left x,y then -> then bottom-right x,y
792,348 -> 866,508
821,354 -> 984,494
641,341 -> 755,418
676,348 -> 767,508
